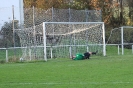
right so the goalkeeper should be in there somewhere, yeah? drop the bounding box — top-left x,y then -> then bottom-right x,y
71,51 -> 98,60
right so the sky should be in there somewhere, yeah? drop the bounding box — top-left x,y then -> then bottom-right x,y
0,0 -> 21,28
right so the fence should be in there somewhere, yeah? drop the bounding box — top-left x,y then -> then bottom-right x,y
0,44 -> 133,63
24,7 -> 102,28
0,47 -> 22,62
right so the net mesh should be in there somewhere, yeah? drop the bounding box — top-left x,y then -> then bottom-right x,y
15,22 -> 104,60
106,27 -> 133,49
15,24 -> 43,60
45,23 -> 103,58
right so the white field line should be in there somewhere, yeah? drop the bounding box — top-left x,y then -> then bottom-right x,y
1,82 -> 133,85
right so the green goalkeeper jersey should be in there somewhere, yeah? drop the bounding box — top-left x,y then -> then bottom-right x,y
73,53 -> 84,60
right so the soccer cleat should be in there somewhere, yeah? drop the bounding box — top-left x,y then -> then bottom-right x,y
92,50 -> 98,55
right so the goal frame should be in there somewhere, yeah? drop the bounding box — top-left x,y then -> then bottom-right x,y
43,22 -> 106,61
121,26 -> 133,55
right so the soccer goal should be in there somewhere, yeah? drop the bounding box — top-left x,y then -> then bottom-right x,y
120,26 -> 133,55
106,26 -> 133,55
15,22 -> 106,61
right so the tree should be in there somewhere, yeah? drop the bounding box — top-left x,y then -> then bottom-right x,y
24,0 -> 68,9
128,0 -> 133,25
0,21 -> 20,48
24,0 -> 37,8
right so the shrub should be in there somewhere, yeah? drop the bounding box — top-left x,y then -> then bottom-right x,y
0,60 -> 6,64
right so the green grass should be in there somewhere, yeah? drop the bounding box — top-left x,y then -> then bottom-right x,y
0,46 -> 133,88
0,56 -> 133,88
106,45 -> 133,55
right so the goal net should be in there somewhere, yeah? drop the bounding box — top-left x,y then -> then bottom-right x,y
15,24 -> 44,61
15,22 -> 106,61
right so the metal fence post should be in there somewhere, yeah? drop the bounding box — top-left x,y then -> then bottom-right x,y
6,49 -> 8,62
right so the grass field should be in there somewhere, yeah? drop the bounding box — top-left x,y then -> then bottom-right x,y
0,46 -> 133,88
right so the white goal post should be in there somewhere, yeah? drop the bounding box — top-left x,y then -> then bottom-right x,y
121,26 -> 133,55
15,22 -> 106,61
